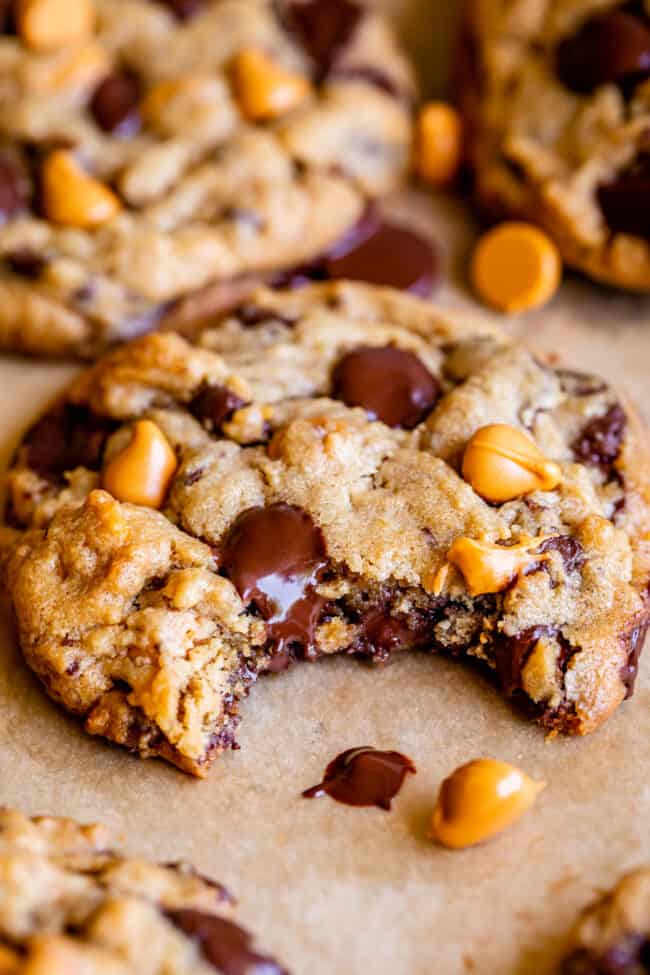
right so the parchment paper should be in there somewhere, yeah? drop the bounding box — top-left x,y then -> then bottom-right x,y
1,5 -> 650,972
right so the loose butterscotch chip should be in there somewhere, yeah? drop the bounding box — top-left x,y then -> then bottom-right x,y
102,420 -> 177,509
462,423 -> 562,503
416,101 -> 463,187
471,222 -> 562,313
232,48 -> 312,121
42,150 -> 122,229
17,0 -> 94,52
431,759 -> 545,849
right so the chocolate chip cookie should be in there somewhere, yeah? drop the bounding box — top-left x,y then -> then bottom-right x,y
0,0 -> 420,357
0,805 -> 287,973
458,0 -> 650,291
561,869 -> 650,974
3,282 -> 650,775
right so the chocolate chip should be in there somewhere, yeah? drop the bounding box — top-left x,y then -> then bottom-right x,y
6,249 -> 47,278
167,909 -> 288,975
325,221 -> 438,296
619,589 -> 650,698
0,0 -> 15,33
0,152 -> 31,224
598,153 -> 650,239
536,536 -> 585,575
189,385 -> 248,433
492,626 -> 548,696
90,71 -> 141,135
572,403 -> 627,471
155,0 -> 203,19
22,402 -> 117,480
279,0 -> 363,80
220,503 -> 329,663
332,345 -> 440,429
353,606 -> 435,662
556,10 -> 650,94
302,746 -> 416,809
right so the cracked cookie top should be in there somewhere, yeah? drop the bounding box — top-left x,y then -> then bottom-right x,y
3,282 -> 650,775
0,806 -> 287,973
459,0 -> 650,291
0,0 -> 416,357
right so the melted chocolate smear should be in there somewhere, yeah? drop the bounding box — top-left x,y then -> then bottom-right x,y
572,403 -> 627,472
302,746 -> 416,809
332,345 -> 440,429
90,71 -> 141,135
220,504 -> 329,664
0,152 -> 31,224
23,402 -> 117,480
598,153 -> 650,239
325,220 -> 438,296
189,384 -> 248,433
167,909 -> 289,975
280,0 -> 363,80
556,10 -> 650,94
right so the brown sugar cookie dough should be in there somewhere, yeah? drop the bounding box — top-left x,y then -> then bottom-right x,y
3,281 -> 650,776
458,0 -> 650,291
0,0 -> 417,357
0,805 -> 288,974
560,869 -> 650,974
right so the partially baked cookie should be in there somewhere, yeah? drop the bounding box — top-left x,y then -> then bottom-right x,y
0,0 -> 422,357
560,869 -> 650,974
0,805 -> 287,973
459,0 -> 650,291
3,282 -> 650,775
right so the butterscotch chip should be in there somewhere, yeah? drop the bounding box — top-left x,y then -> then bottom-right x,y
0,0 -> 416,358
471,222 -> 562,313
416,101 -> 462,187
41,150 -> 122,229
458,0 -> 650,292
430,759 -> 545,849
2,281 -> 649,776
0,806 -> 286,973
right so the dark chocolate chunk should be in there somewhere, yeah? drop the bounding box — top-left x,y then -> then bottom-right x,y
302,746 -> 416,809
324,221 -> 438,296
6,249 -> 47,278
155,0 -> 204,19
572,403 -> 627,471
536,536 -> 585,574
167,909 -> 288,974
23,402 -> 117,480
556,10 -> 650,94
493,625 -> 550,696
332,345 -> 440,429
189,384 -> 248,433
598,153 -> 650,239
0,152 -> 31,224
220,503 -> 329,662
90,71 -> 141,135
279,0 -> 363,80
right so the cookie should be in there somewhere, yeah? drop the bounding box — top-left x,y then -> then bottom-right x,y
458,0 -> 650,291
561,869 -> 650,974
3,281 -> 650,776
0,0 -> 421,357
0,805 -> 287,974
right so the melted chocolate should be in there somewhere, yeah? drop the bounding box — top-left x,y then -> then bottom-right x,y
493,626 -> 549,697
23,402 -> 117,480
352,606 -> 436,661
302,746 -> 416,809
324,220 -> 438,296
598,153 -> 650,239
220,504 -> 329,663
571,403 -> 627,471
332,345 -> 440,429
620,587 -> 650,698
189,384 -> 248,433
536,536 -> 585,575
90,71 -> 141,135
167,909 -> 288,974
280,0 -> 363,79
556,10 -> 650,94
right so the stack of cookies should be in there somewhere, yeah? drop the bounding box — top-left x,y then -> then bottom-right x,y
1,1 -> 650,972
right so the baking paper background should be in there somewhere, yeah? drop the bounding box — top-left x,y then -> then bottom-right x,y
1,4 -> 650,972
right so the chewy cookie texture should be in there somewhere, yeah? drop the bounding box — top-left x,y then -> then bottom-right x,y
459,0 -> 650,291
0,806 -> 287,974
0,0 -> 416,356
3,282 -> 650,776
